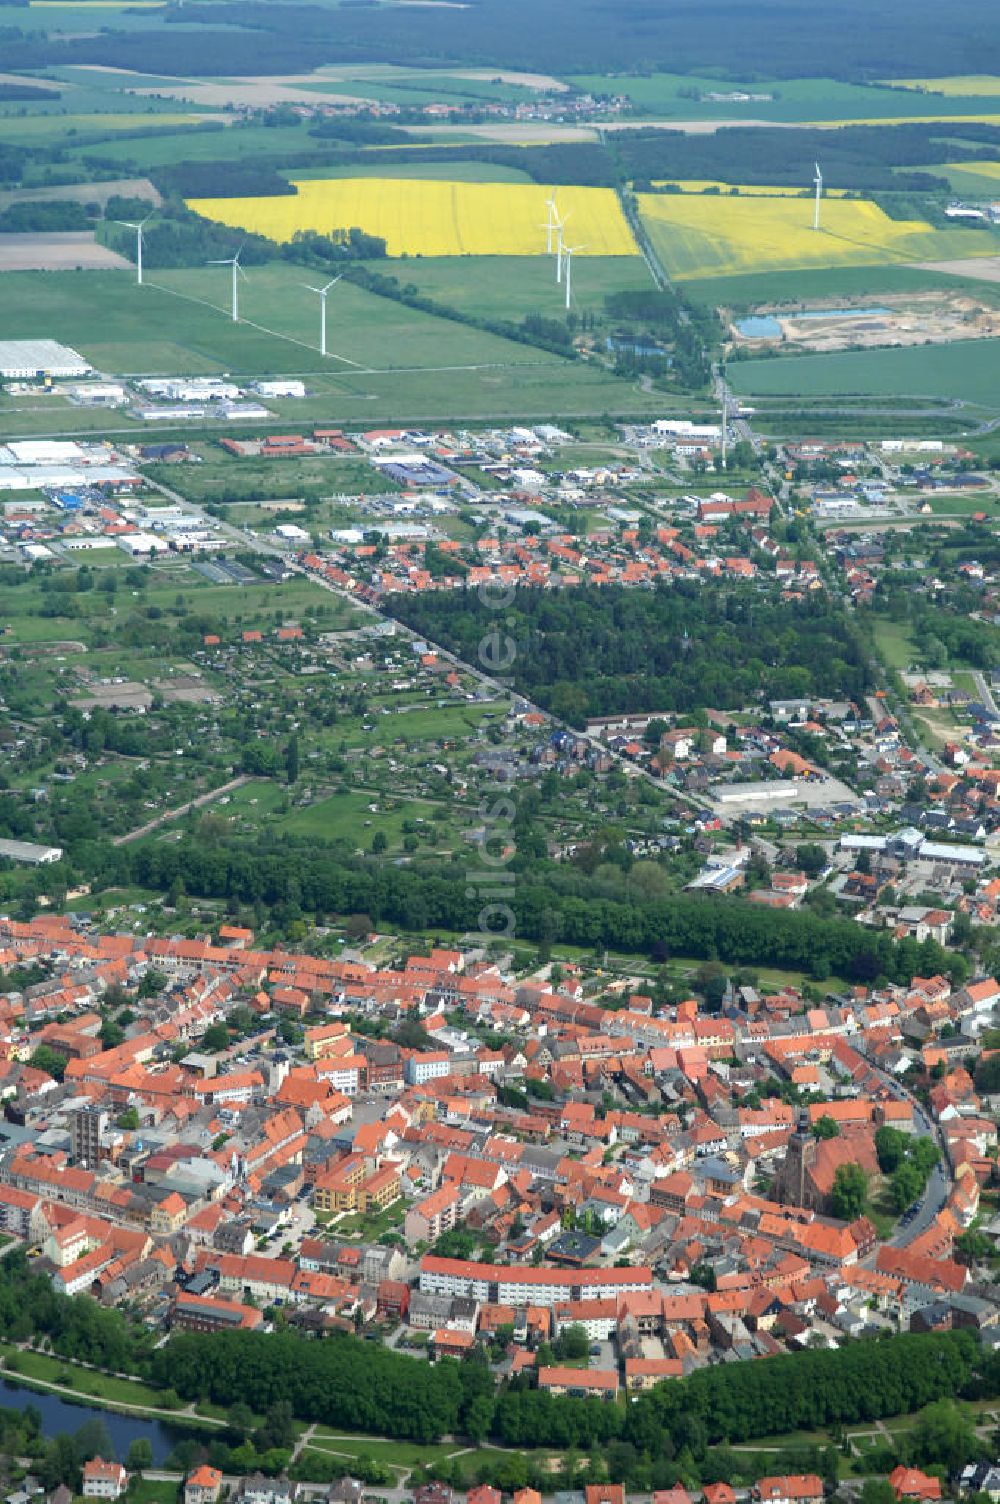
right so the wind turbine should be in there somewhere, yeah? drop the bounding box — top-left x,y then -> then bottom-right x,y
208,246 -> 246,323
115,212 -> 153,285
813,162 -> 823,231
302,274 -> 342,358
555,211 -> 572,284
563,243 -> 586,311
542,190 -> 560,255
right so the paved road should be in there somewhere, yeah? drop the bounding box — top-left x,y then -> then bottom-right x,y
146,478 -> 719,826
973,671 -> 1000,719
856,1057 -> 953,1250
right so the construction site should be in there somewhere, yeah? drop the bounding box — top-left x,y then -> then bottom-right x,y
729,289 -> 1000,353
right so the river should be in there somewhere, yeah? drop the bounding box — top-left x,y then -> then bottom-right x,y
0,1379 -> 187,1463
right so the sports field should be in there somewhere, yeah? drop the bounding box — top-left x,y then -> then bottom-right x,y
637,192 -> 999,280
187,178 -> 638,257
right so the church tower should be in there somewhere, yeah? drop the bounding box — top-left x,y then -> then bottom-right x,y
776,1106 -> 816,1207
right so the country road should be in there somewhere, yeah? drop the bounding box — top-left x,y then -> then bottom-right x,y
112,774 -> 250,845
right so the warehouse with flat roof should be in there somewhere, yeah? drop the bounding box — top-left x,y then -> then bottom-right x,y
0,838 -> 64,866
0,340 -> 91,379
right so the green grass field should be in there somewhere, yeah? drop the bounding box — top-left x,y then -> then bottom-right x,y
0,1341 -> 182,1412
573,70 -> 1000,123
686,262 -> 999,308
919,492 -> 997,515
870,617 -> 918,672
0,110 -> 213,145
0,566 -> 360,647
149,450 -> 400,504
728,337 -> 1000,407
377,253 -> 652,321
292,159 -> 535,184
0,265 -> 665,423
63,120 -> 319,167
279,790 -> 454,847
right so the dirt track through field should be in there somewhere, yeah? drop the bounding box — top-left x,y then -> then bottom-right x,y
917,255 -> 1000,282
0,232 -> 131,270
0,177 -> 160,210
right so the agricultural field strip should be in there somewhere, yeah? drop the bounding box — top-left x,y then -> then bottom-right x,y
187,178 -> 638,257
637,192 -> 1000,280
118,274 -> 567,376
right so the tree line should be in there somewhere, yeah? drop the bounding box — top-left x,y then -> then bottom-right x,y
151,1325 -> 985,1453
116,829 -> 958,986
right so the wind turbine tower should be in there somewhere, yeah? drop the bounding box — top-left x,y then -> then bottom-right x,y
543,191 -> 559,255
555,210 -> 572,284
115,214 -> 152,285
813,162 -> 823,231
209,248 -> 246,322
302,274 -> 342,357
563,243 -> 586,311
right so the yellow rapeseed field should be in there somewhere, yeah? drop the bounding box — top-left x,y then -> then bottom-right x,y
636,192 -> 999,280
802,113 -> 1000,126
944,159 -> 1000,181
886,75 -> 1000,96
187,178 -> 637,257
650,181 -> 850,197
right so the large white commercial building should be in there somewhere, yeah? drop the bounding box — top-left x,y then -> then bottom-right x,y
0,340 -> 91,379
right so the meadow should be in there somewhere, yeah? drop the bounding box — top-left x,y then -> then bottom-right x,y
376,253 -> 652,321
292,160 -> 536,184
934,161 -> 1000,194
637,192 -> 999,280
727,337 -> 1000,407
0,264 -> 567,373
0,111 -> 213,145
683,262 -> 1000,308
187,178 -> 638,257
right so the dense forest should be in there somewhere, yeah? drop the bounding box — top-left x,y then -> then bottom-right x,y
614,121 -> 1000,192
386,583 -> 872,722
2,0 -> 995,78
